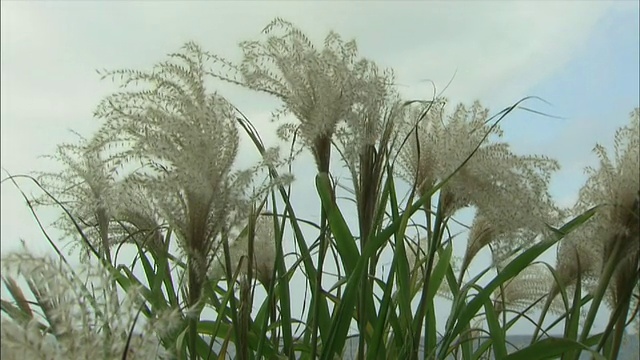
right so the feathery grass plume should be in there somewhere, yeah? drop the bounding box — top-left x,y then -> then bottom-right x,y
397,100 -> 562,268
555,109 -> 640,346
396,98 -> 444,203
210,17 -> 382,173
576,109 -> 639,305
560,109 -> 638,292
35,134 -> 167,263
464,213 -> 495,273
551,224 -> 603,300
334,69 -> 403,241
92,42 -> 252,312
35,134 -> 119,262
334,62 -> 400,178
107,175 -> 166,253
1,250 -> 172,359
492,255 -> 560,314
227,214 -> 277,288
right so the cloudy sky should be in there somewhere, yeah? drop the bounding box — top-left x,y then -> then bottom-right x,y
1,1 -> 638,335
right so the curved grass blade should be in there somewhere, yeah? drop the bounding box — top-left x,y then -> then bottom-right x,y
439,206 -> 598,358
503,337 -> 606,360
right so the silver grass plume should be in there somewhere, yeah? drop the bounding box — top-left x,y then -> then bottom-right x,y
35,134 -> 119,262
108,176 -> 166,253
227,214 -> 277,288
555,109 -> 639,314
334,61 -> 400,178
492,254 -> 562,315
552,221 -> 602,300
397,100 -> 562,270
92,42 -> 251,308
211,17 -> 385,173
1,250 -> 175,359
334,72 -> 404,238
36,133 -> 168,263
332,62 -> 404,330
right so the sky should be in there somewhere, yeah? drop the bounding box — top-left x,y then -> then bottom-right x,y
1,0 -> 639,337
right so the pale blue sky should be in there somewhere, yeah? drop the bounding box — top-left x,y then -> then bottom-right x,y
499,5 -> 639,208
1,1 -> 638,336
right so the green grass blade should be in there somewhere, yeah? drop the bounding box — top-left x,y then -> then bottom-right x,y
422,244 -> 453,358
504,337 -> 607,360
563,264 -> 583,360
386,171 -> 413,350
316,173 -> 360,272
444,206 -> 597,352
484,299 -> 507,360
367,263 -> 396,360
320,212 -> 400,360
134,242 -> 168,311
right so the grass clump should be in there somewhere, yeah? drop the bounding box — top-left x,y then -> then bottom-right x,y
2,18 -> 638,360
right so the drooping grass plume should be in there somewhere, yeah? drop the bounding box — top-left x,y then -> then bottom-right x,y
552,108 -> 639,359
553,109 -> 639,307
89,42 -> 265,360
1,250 -> 174,359
492,257 -> 560,315
224,214 -> 278,289
34,134 -> 120,263
397,100 -> 563,272
210,17 -> 387,174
